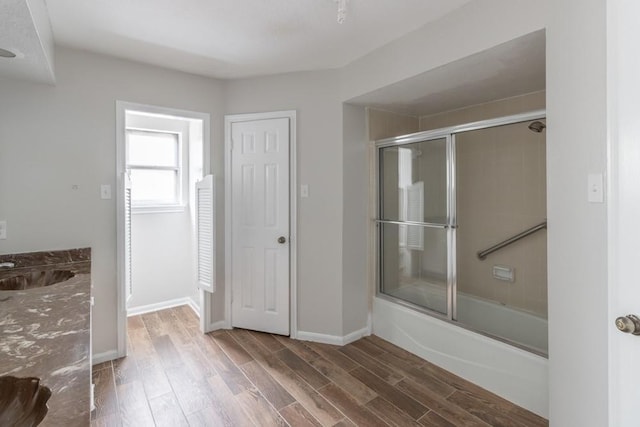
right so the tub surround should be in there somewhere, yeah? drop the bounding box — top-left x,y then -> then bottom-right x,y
0,248 -> 91,426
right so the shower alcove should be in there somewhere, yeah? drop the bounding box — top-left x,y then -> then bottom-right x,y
345,29 -> 548,417
376,110 -> 547,355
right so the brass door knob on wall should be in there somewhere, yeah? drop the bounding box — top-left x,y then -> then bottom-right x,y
615,314 -> 640,335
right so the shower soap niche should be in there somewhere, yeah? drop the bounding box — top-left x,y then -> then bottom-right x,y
493,265 -> 515,282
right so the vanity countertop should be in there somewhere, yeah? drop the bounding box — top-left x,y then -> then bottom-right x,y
0,248 -> 91,426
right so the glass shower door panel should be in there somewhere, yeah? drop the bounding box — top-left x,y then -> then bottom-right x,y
454,121 -> 548,355
379,138 -> 447,224
380,223 -> 448,315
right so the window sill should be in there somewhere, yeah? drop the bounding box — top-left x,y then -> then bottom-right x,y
132,204 -> 186,215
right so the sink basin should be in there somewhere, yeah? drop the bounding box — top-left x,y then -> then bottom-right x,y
0,376 -> 51,427
0,270 -> 75,291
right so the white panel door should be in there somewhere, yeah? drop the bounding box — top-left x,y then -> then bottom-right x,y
231,118 -> 290,335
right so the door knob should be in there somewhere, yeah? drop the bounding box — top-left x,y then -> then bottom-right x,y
277,236 -> 286,244
615,314 -> 640,335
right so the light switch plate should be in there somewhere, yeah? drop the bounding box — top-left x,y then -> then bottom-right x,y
301,184 -> 309,198
0,221 -> 6,240
100,184 -> 112,200
588,173 -> 604,203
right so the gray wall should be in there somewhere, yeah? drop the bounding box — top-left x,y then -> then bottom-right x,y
224,71 -> 345,336
0,47 -> 226,355
341,104 -> 369,335
547,0 -> 608,425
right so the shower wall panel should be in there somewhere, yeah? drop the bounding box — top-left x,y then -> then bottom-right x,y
456,121 -> 547,318
368,108 -> 419,140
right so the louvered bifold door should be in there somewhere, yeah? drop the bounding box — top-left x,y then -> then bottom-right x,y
124,172 -> 133,301
196,175 -> 216,293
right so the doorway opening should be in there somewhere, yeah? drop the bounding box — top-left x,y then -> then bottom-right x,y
116,101 -> 211,357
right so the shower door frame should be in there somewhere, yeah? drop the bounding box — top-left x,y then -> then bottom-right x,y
374,109 -> 546,333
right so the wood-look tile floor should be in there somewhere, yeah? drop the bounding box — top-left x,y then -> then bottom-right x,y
91,306 -> 548,427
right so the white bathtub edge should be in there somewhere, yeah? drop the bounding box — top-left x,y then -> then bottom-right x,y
373,296 -> 549,418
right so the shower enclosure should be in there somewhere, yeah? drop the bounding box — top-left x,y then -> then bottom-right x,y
376,111 -> 548,355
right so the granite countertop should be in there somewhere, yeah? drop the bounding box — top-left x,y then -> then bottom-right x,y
0,249 -> 91,426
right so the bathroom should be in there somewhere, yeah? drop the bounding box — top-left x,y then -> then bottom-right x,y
0,35 -> 545,424
0,0 -> 636,425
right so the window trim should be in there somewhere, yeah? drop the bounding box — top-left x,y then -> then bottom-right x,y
125,128 -> 185,213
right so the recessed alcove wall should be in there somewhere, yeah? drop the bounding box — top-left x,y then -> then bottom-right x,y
368,109 -> 419,141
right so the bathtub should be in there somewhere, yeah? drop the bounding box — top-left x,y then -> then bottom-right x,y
384,281 -> 548,355
373,293 -> 549,417
456,292 -> 548,355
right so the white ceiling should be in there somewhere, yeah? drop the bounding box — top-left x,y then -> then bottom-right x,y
0,0 -> 55,84
347,30 -> 546,116
1,0 -> 545,114
43,0 -> 472,79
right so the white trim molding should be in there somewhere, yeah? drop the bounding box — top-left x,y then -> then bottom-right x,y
92,350 -> 119,365
207,320 -> 230,331
127,297 -> 200,317
224,110 -> 298,337
296,326 -> 371,346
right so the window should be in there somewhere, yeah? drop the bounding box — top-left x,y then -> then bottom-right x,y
126,129 -> 183,210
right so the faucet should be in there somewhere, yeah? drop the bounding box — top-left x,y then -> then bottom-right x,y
0,262 -> 15,268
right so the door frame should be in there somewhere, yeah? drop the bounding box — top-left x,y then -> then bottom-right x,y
224,110 -> 298,338
115,100 -> 211,358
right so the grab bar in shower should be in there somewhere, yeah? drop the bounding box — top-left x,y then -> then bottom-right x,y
477,220 -> 547,260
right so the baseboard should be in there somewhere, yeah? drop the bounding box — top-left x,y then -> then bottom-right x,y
342,325 -> 371,345
206,320 -> 229,332
92,350 -> 119,365
297,326 -> 370,346
127,297 -> 196,317
187,297 -> 200,317
296,331 -> 343,345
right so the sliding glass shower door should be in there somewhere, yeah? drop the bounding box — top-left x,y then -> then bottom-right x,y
454,121 -> 548,354
377,136 -> 453,316
376,112 -> 548,355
